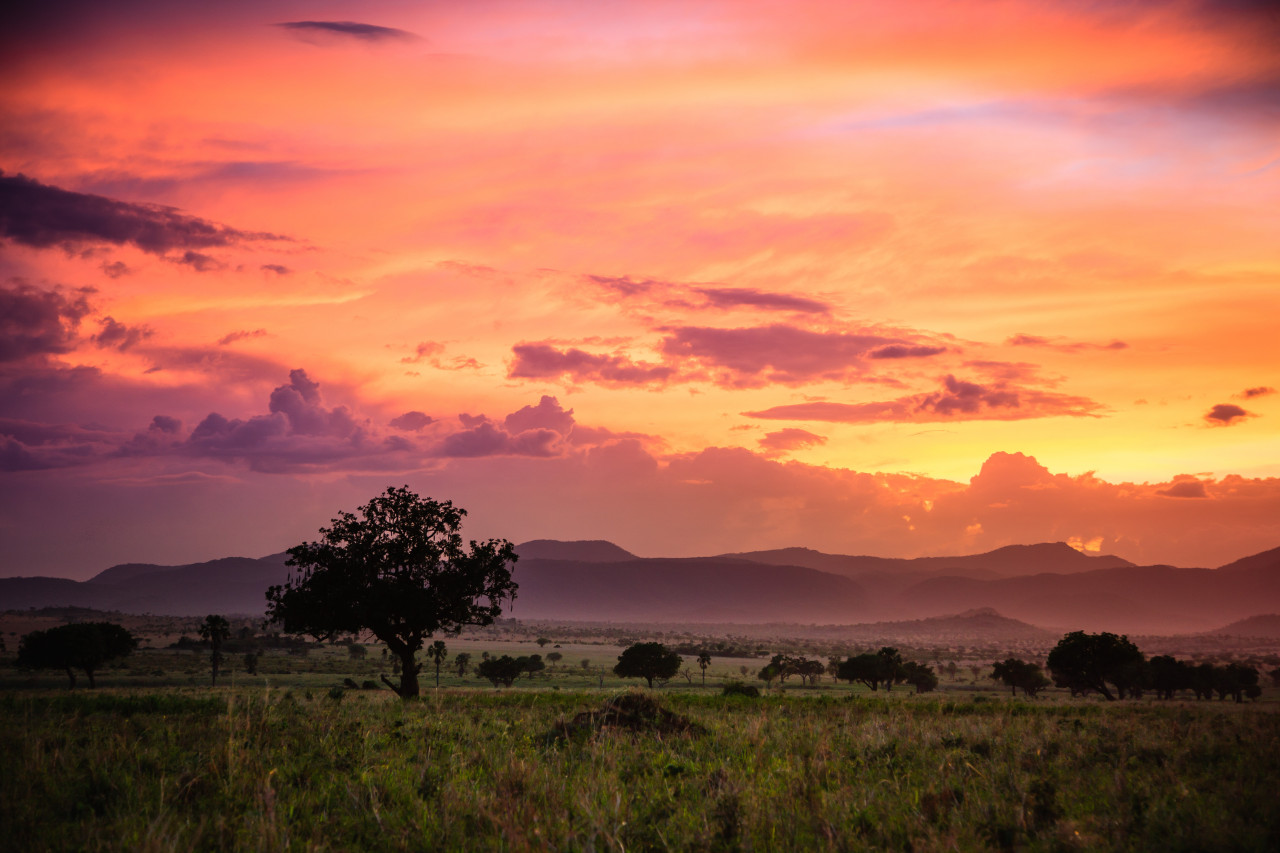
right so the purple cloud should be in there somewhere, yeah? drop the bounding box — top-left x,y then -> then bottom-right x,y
0,171 -> 286,256
389,411 -> 433,431
508,343 -> 673,386
759,428 -> 827,454
91,316 -> 151,352
431,422 -> 561,458
503,395 -> 575,435
744,375 -> 1102,423
0,282 -> 93,362
276,21 -> 417,42
693,287 -> 829,314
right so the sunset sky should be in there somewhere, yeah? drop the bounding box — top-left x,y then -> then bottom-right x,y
3,0 -> 1278,579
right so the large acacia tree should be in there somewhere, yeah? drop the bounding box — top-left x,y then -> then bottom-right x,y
266,486 -> 518,698
1046,631 -> 1143,701
17,622 -> 136,688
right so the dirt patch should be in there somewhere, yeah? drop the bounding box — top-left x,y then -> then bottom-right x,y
549,691 -> 706,741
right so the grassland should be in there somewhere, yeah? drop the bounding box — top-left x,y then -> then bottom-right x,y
3,683 -> 1279,852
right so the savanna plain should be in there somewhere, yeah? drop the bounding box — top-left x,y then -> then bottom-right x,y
2,617 -> 1279,853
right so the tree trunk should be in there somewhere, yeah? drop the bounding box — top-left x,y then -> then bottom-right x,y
392,649 -> 421,698
85,667 -> 96,689
64,666 -> 77,689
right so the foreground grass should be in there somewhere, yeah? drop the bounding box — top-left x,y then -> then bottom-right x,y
2,689 -> 1277,852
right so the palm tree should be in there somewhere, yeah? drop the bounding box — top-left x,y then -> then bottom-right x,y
697,652 -> 712,686
426,640 -> 448,688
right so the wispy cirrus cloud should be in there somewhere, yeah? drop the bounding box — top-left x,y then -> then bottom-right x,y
1007,333 -> 1128,352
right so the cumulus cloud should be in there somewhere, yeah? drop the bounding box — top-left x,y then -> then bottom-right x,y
503,395 -> 575,435
0,171 -> 286,258
276,21 -> 417,42
1157,479 -> 1208,498
1204,403 -> 1251,425
508,343 -> 673,386
430,421 -> 562,458
758,428 -> 827,454
745,375 -> 1101,423
0,282 -> 92,362
182,369 -> 381,472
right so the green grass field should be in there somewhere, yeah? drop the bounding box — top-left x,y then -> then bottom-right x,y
3,684 -> 1278,852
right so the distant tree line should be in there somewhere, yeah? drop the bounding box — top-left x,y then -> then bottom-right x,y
995,631 -> 1264,702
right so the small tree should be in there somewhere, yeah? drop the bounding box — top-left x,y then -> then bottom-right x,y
697,651 -> 712,686
546,651 -> 563,668
902,661 -> 939,693
17,622 -> 136,688
991,658 -> 1050,697
614,642 -> 682,688
199,615 -> 231,686
519,654 -> 546,679
347,642 -> 367,660
477,655 -> 523,687
426,640 -> 448,688
454,652 -> 472,679
243,650 -> 260,676
265,487 -> 518,699
536,637 -> 551,648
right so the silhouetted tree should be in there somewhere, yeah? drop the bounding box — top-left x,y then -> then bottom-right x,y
991,658 -> 1050,697
1269,667 -> 1280,688
536,637 -> 551,648
697,651 -> 712,686
1046,631 -> 1144,701
838,647 -> 905,691
902,661 -> 939,693
243,650 -> 260,676
265,487 -> 518,698
453,652 -> 472,678
1214,663 -> 1260,703
17,622 -> 136,688
1148,655 -> 1191,700
199,615 -> 231,686
426,640 -> 448,688
519,654 -> 545,679
347,642 -> 367,660
546,651 -> 563,667
477,655 -> 523,687
614,642 -> 682,688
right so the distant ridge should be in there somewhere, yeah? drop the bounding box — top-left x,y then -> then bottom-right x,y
514,540 -> 636,563
3,540 -> 1279,634
810,607 -> 1054,644
1206,614 -> 1280,637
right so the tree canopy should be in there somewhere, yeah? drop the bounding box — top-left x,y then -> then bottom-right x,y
991,658 -> 1050,698
837,647 -> 906,691
265,486 -> 518,698
17,622 -> 136,688
1046,631 -> 1144,701
614,642 -> 683,688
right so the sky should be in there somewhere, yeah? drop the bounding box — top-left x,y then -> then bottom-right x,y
2,0 -> 1278,579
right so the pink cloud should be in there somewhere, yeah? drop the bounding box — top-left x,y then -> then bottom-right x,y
1205,403 -> 1251,426
758,428 -> 827,455
508,343 -> 674,386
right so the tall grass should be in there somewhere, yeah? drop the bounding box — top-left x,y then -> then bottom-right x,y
2,689 -> 1277,851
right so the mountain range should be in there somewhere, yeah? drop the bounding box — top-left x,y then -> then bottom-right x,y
2,541 -> 1278,636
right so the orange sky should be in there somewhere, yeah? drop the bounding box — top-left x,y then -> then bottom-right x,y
2,0 -> 1278,577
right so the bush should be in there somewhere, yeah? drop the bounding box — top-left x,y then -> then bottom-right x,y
722,681 -> 760,698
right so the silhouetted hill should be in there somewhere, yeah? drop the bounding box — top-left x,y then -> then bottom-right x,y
806,607 -> 1054,644
0,554 -> 292,615
1216,546 -> 1280,573
1207,614 -> 1280,637
509,557 -> 869,623
896,561 -> 1280,634
514,540 -> 636,563
724,541 -> 1133,581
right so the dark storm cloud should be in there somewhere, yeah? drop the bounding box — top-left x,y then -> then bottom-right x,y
0,171 -> 286,256
744,375 -> 1102,423
1204,403 -> 1251,425
0,281 -> 92,362
276,21 -> 417,42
